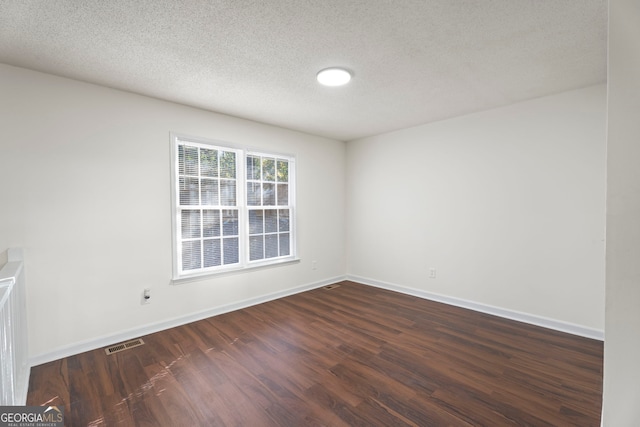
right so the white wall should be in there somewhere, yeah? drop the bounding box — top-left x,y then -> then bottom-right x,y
0,64 -> 346,361
346,85 -> 606,333
602,0 -> 640,424
0,60 -> 609,368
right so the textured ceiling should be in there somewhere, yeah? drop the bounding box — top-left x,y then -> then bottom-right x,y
0,0 -> 607,141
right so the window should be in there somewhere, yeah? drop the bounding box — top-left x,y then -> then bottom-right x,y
171,135 -> 296,279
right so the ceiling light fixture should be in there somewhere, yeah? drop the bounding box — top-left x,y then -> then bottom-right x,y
316,67 -> 352,86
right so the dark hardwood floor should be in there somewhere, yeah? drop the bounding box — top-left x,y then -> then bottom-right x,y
27,281 -> 603,426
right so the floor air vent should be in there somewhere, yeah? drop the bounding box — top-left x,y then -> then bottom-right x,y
323,284 -> 341,290
105,338 -> 145,355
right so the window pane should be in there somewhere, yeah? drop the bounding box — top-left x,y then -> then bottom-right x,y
277,160 -> 288,182
263,183 -> 275,205
247,155 -> 260,180
181,210 -> 201,239
182,240 -> 201,270
222,210 -> 238,236
201,178 -> 219,206
200,148 -> 218,177
250,235 -> 264,261
180,145 -> 199,175
223,237 -> 239,264
247,182 -> 261,206
265,209 -> 277,233
203,239 -> 221,267
265,234 -> 278,258
249,210 -> 264,234
220,151 -> 236,178
178,145 -> 185,175
278,209 -> 290,232
203,210 -> 220,237
262,158 -> 275,181
277,184 -> 288,206
220,180 -> 236,206
279,233 -> 290,256
179,177 -> 200,205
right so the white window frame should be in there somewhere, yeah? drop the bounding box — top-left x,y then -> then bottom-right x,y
170,133 -> 297,281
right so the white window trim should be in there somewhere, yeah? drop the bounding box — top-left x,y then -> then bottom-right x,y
170,133 -> 298,282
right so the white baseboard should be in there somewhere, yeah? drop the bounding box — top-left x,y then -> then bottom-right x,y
347,275 -> 605,341
30,273 -> 602,367
29,275 -> 347,367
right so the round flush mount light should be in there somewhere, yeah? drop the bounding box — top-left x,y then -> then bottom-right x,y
316,67 -> 352,86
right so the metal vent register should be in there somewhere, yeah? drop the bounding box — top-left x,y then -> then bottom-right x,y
105,338 -> 145,355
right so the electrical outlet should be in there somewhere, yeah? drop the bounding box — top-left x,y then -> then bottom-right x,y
312,260 -> 318,270
429,268 -> 436,279
142,288 -> 151,305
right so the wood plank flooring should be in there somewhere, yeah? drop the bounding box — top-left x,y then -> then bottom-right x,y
27,281 -> 603,426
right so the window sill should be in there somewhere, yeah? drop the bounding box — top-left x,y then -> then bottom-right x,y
171,257 -> 301,285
